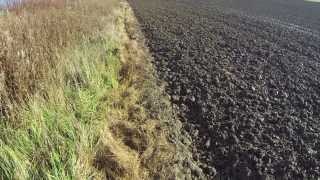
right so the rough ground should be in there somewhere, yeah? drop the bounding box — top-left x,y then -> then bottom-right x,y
128,0 -> 320,179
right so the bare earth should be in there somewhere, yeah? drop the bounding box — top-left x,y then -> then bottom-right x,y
128,0 -> 320,179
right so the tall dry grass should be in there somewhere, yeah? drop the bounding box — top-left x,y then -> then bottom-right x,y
0,0 -> 116,120
0,0 -> 123,179
0,0 -> 178,179
5,0 -> 65,12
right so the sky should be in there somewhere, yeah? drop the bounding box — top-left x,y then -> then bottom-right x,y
0,0 -> 6,6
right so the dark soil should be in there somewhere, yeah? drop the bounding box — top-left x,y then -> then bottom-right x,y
128,0 -> 320,179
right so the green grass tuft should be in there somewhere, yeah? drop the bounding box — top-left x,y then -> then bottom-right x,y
0,36 -> 121,180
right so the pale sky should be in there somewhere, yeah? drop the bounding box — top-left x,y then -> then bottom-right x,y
0,0 -> 6,6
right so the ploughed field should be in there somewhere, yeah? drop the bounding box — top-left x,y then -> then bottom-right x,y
128,0 -> 320,179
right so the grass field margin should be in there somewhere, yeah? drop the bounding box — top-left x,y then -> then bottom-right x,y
0,0 -> 185,179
